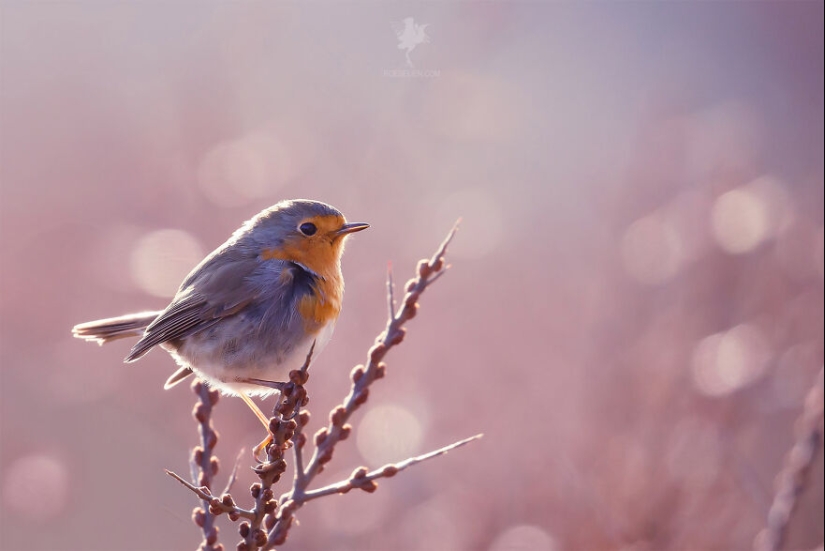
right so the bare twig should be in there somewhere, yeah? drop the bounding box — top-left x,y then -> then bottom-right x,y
754,367 -> 824,551
233,344 -> 318,550
291,343 -> 315,493
387,261 -> 396,320
242,384 -> 302,550
189,380 -> 223,550
222,448 -> 246,496
301,434 -> 483,502
166,469 -> 256,520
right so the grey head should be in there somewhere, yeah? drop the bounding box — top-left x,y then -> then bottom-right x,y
238,199 -> 346,248
227,199 -> 369,277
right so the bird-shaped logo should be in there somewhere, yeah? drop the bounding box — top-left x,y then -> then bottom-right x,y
393,17 -> 430,68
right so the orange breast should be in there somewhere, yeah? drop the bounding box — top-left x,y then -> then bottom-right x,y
298,276 -> 342,331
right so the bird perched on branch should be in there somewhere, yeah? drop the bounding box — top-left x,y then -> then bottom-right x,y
73,199 -> 368,456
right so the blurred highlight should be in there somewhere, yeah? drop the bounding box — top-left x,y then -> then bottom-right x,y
489,525 -> 559,551
691,324 -> 772,397
130,229 -> 204,297
2,454 -> 69,521
356,403 -> 424,466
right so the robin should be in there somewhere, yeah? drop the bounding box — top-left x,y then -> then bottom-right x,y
73,199 -> 368,456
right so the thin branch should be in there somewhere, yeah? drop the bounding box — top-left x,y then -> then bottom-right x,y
222,448 -> 246,496
387,261 -> 396,320
190,380 -> 223,550
166,469 -> 256,520
299,340 -> 316,374
291,340 -> 315,488
428,219 -> 460,269
238,346 -> 317,550
423,264 -> 450,287
754,367 -> 824,551
302,434 -> 483,502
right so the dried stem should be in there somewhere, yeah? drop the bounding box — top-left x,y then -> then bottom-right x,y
290,342 -> 315,491
189,380 -> 224,550
387,261 -> 396,320
754,367 -> 824,551
222,448 -> 246,496
301,434 -> 483,502
166,469 -> 256,520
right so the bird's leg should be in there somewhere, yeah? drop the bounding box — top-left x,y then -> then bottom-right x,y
238,392 -> 272,429
238,392 -> 278,461
236,369 -> 310,460
240,378 -> 289,392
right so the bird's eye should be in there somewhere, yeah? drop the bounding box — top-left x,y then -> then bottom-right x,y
299,222 -> 317,236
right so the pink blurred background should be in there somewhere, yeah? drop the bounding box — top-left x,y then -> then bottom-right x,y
1,2 -> 823,550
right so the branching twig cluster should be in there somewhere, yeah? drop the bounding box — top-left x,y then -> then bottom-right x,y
754,367 -> 824,551
167,224 -> 480,550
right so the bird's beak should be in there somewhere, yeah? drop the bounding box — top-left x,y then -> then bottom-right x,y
335,222 -> 370,236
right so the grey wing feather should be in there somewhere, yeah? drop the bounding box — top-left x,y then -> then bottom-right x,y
125,251 -> 268,362
125,297 -> 219,361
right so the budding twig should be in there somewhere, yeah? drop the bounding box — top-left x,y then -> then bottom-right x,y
291,342 -> 315,490
387,261 -> 396,321
301,434 -> 483,502
166,469 -> 256,520
222,448 -> 246,496
187,380 -> 224,549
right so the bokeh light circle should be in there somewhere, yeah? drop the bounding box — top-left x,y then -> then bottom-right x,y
3,454 -> 69,521
356,403 -> 423,466
197,132 -> 294,207
489,524 -> 558,551
621,211 -> 684,285
129,229 -> 204,297
691,324 -> 771,397
434,189 -> 504,259
711,188 -> 769,254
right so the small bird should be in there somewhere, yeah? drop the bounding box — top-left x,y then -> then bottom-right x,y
73,199 -> 368,456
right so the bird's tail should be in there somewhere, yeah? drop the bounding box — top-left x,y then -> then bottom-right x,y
72,311 -> 162,345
